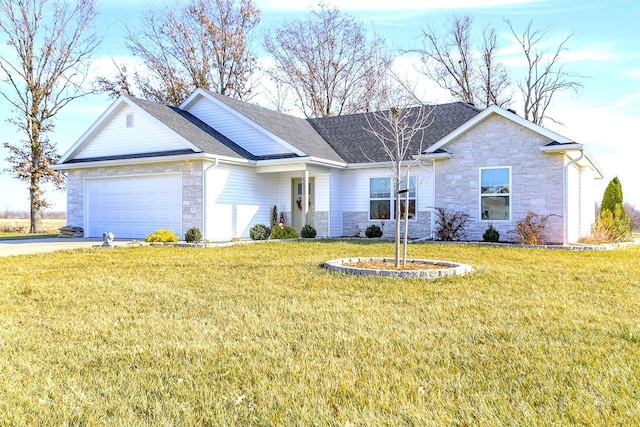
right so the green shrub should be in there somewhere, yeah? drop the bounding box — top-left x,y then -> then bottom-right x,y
300,224 -> 317,238
365,224 -> 383,238
145,229 -> 179,243
594,207 -> 632,243
270,224 -> 299,239
483,224 -> 500,242
250,224 -> 271,241
184,227 -> 202,243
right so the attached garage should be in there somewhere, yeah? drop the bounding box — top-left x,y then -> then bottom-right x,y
85,173 -> 182,238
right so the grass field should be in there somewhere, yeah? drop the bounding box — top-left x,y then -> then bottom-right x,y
0,241 -> 638,425
0,218 -> 66,237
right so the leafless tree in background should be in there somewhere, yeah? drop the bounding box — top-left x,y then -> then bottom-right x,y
99,0 -> 260,106
263,4 -> 393,118
507,20 -> 582,125
0,0 -> 100,233
95,59 -> 135,99
417,14 -> 511,109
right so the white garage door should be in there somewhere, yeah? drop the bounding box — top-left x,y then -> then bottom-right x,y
86,174 -> 182,238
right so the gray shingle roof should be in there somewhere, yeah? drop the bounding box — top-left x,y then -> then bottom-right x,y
71,94 -> 482,166
307,102 -> 482,163
203,90 -> 345,163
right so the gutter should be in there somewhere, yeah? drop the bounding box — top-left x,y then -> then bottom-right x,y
52,152 -> 250,170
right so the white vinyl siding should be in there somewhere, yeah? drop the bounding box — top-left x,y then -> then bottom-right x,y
187,96 -> 296,157
329,170 -> 343,237
74,105 -> 191,159
204,164 -> 279,240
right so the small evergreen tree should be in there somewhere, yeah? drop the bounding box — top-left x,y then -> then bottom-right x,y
598,177 -> 631,242
601,177 -> 624,218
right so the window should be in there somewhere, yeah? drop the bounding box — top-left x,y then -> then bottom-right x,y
369,176 -> 417,220
396,176 -> 416,219
480,167 -> 510,220
126,112 -> 134,128
370,178 -> 391,220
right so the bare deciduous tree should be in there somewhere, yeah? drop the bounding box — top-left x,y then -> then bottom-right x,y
94,59 -> 135,99
364,104 -> 434,267
100,0 -> 260,106
264,4 -> 393,118
418,14 -> 511,109
507,20 -> 582,125
0,0 -> 100,233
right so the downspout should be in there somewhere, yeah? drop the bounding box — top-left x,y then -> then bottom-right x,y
563,149 -> 584,244
431,159 -> 436,240
202,157 -> 220,240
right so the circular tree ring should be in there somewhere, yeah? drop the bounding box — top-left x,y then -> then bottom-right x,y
324,257 -> 473,279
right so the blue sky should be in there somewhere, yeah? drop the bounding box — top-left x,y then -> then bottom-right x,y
1,0 -> 638,213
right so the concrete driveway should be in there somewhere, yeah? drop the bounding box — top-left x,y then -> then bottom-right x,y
0,238 -> 130,257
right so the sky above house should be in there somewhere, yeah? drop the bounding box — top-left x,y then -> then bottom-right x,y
0,0 -> 638,213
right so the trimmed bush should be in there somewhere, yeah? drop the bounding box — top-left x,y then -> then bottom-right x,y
185,227 -> 202,243
145,229 -> 179,243
483,224 -> 500,242
250,224 -> 271,241
300,224 -> 317,238
270,225 -> 299,239
365,224 -> 383,238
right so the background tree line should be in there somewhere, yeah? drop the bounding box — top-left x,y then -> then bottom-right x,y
0,0 -> 612,232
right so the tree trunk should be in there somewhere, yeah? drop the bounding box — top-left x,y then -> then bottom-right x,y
394,178 -> 401,268
402,187 -> 410,267
29,175 -> 43,233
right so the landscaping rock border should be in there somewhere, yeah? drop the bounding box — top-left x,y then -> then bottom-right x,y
324,257 -> 473,279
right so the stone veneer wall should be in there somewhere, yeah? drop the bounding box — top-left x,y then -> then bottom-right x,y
433,115 -> 565,243
342,211 -> 432,239
66,160 -> 204,238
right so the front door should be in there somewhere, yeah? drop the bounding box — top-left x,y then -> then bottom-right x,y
292,178 -> 314,233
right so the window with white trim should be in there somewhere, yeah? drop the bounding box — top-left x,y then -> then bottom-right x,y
480,167 -> 510,220
369,176 -> 417,220
126,112 -> 134,128
370,177 -> 391,220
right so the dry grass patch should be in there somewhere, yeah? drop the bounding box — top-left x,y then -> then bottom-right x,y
0,218 -> 66,237
0,241 -> 639,425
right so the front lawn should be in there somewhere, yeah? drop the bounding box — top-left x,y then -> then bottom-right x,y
1,241 -> 638,425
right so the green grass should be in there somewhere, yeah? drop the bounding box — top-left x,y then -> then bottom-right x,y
1,241 -> 639,425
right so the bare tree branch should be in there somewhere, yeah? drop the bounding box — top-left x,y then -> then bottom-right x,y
0,0 -> 100,233
506,19 -> 583,125
263,3 -> 393,118
98,0 -> 260,106
363,103 -> 435,266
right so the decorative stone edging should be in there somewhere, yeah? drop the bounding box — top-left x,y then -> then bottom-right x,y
323,257 -> 473,279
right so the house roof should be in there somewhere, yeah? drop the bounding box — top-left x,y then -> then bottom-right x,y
425,105 -> 574,154
126,96 -> 259,160
307,102 -> 481,163
202,90 -> 345,163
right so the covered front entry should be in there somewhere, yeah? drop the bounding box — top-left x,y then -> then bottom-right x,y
291,177 -> 315,233
85,173 -> 182,238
